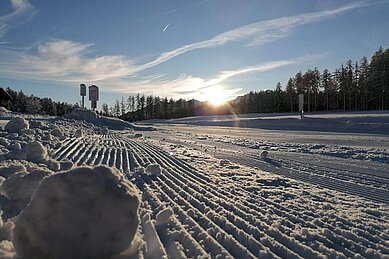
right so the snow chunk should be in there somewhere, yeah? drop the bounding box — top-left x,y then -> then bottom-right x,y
219,159 -> 230,166
146,163 -> 161,176
156,207 -> 173,226
0,138 -> 10,147
59,160 -> 73,171
4,118 -> 29,134
50,128 -> 64,139
0,164 -> 26,178
0,240 -> 14,259
21,128 -> 35,135
74,129 -> 83,138
0,107 -> 10,114
0,211 -> 14,241
7,142 -> 21,151
260,150 -> 269,159
1,169 -> 52,210
13,165 -> 140,259
24,141 -> 47,163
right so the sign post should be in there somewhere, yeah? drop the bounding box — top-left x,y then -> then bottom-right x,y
89,85 -> 99,111
80,84 -> 86,109
298,94 -> 304,120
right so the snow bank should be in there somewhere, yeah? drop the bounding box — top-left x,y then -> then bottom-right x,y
4,118 -> 29,134
146,163 -> 161,176
13,165 -> 140,259
64,109 -> 133,130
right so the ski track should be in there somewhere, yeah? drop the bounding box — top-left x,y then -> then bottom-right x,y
147,134 -> 389,205
52,133 -> 389,258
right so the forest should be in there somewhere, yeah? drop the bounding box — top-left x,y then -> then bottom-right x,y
118,47 -> 389,121
0,87 -> 77,116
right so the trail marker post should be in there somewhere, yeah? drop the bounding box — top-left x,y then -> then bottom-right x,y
89,85 -> 99,111
298,94 -> 304,120
80,84 -> 86,109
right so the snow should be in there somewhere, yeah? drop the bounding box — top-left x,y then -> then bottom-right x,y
74,129 -> 83,137
145,163 -> 161,176
24,141 -> 47,163
1,168 -> 52,210
13,165 -> 140,259
64,109 -> 133,130
145,111 -> 389,135
50,128 -> 64,139
4,118 -> 29,134
0,240 -> 14,259
0,109 -> 388,258
260,150 -> 269,159
155,207 -> 173,226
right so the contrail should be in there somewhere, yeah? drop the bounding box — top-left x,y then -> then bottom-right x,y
162,23 -> 170,32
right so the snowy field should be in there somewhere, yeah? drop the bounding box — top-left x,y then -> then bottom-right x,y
0,110 -> 388,258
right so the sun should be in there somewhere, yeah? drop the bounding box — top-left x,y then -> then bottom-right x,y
203,86 -> 229,106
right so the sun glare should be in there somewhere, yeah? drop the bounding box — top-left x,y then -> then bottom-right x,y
203,86 -> 229,106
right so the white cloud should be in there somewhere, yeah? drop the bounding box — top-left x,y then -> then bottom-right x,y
92,56 -> 313,102
0,40 -> 137,82
0,0 -> 35,42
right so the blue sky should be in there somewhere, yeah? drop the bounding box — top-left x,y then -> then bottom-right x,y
0,0 -> 388,108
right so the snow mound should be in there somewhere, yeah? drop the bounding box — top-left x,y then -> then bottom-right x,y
13,165 -> 140,259
260,150 -> 268,159
146,163 -> 161,176
64,109 -> 133,130
4,118 -> 29,134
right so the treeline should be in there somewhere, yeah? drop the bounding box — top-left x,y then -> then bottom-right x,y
282,46 -> 389,112
106,46 -> 389,121
103,96 -> 203,121
1,87 -> 77,116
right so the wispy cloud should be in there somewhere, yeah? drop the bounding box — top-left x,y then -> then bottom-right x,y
90,55 -> 316,102
138,0 -> 375,70
0,0 -> 35,42
0,38 -> 315,100
0,40 -> 137,82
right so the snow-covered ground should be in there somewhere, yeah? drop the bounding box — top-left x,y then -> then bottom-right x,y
141,111 -> 389,135
0,110 -> 388,258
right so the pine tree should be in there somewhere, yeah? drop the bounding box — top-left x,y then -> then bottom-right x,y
286,78 -> 295,112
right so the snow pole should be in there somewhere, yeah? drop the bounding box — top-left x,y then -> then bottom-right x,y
298,94 -> 304,120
